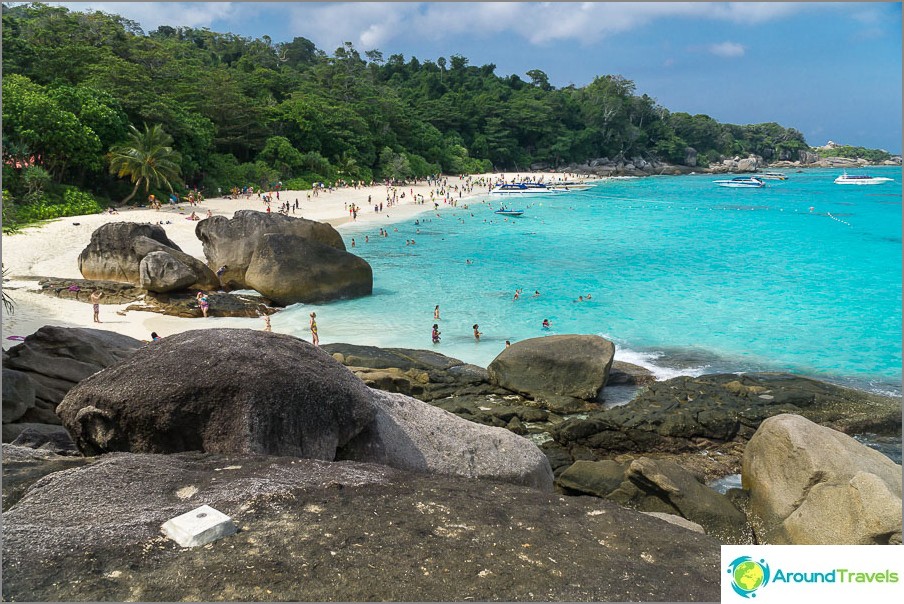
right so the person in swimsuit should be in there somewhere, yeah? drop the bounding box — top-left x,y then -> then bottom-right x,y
434,305 -> 440,320
309,312 -> 319,346
196,291 -> 210,318
473,324 -> 482,341
432,323 -> 441,344
263,315 -> 272,332
542,319 -> 550,329
90,290 -> 104,323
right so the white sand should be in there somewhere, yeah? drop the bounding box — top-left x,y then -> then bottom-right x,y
3,174 -> 554,347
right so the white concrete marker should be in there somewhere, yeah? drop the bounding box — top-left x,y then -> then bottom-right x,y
161,504 -> 237,547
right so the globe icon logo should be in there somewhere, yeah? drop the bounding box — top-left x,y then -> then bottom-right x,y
727,556 -> 770,598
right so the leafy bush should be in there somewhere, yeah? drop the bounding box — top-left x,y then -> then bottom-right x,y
816,145 -> 891,162
283,177 -> 312,190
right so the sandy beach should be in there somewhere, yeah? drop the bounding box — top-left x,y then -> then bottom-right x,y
2,173 -> 572,347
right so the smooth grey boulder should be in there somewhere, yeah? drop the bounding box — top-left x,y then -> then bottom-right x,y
743,413 -> 902,545
131,236 -> 219,291
2,368 -> 36,423
487,335 -> 615,403
338,389 -> 554,491
78,222 -> 181,284
138,251 -> 198,293
195,210 -> 346,288
1,451 -> 721,602
56,329 -> 376,459
245,232 -> 373,305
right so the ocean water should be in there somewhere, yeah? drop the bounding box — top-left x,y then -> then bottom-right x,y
275,167 -> 902,397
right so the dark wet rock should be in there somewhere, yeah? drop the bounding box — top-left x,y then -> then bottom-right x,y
1,444 -> 92,511
743,414 -> 902,545
1,451 -> 721,602
9,425 -> 79,456
138,250 -> 201,293
2,368 -> 35,423
607,360 -> 656,386
57,329 -> 376,459
195,210 -> 346,290
337,390 -> 554,490
551,373 -> 902,456
244,232 -> 373,305
557,457 -> 751,544
126,290 -> 276,318
2,326 -> 144,420
487,335 -> 615,404
35,276 -> 145,305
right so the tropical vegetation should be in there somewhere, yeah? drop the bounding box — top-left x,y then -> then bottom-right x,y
0,2 -> 891,230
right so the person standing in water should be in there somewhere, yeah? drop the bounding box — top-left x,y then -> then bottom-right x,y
309,312 -> 319,346
263,315 -> 272,332
432,323 -> 441,344
473,324 -> 483,341
434,305 -> 440,320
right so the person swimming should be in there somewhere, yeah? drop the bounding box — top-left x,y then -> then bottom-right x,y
542,319 -> 550,329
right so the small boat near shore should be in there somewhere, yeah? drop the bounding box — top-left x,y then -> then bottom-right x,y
759,172 -> 788,180
713,176 -> 766,188
490,183 -> 562,195
834,171 -> 894,185
494,208 -> 525,216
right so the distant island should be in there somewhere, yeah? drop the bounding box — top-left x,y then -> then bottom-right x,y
2,2 -> 900,230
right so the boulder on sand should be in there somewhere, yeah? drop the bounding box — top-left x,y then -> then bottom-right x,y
194,210 -> 346,288
743,413 -> 902,544
56,329 -> 376,460
244,233 -> 373,305
138,251 -> 198,293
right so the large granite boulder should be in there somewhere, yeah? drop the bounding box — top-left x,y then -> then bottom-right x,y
130,235 -> 219,291
557,457 -> 750,544
2,368 -> 35,423
338,389 -> 554,490
487,335 -> 615,411
138,251 -> 198,293
77,223 -> 217,291
56,329 -> 376,459
737,157 -> 758,172
2,327 -> 143,430
1,451 -> 721,602
244,232 -> 373,305
195,210 -> 346,288
742,413 -> 902,545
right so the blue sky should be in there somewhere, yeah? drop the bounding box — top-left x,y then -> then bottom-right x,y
49,2 -> 903,153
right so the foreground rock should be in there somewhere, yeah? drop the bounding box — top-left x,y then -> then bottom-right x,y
1,451 -> 721,601
743,414 -> 902,545
57,329 -> 376,459
78,222 -> 218,291
2,326 -> 143,430
195,211 -> 371,304
338,390 -> 553,490
487,335 -> 616,412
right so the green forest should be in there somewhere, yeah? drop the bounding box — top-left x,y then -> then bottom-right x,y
0,3 -> 889,229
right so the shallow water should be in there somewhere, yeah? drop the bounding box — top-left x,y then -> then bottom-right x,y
276,167 -> 902,397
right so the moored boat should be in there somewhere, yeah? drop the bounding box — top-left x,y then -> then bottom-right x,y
759,172 -> 788,180
834,171 -> 894,185
713,176 -> 766,188
490,183 -> 562,195
494,208 -> 525,216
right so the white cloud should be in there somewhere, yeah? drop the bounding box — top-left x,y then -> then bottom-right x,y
708,41 -> 746,58
46,2 -> 245,31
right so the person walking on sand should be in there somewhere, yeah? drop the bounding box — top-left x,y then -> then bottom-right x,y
432,323 -> 441,344
196,291 -> 210,318
434,305 -> 440,320
263,315 -> 272,332
473,324 -> 483,341
309,312 -> 319,346
90,290 -> 104,323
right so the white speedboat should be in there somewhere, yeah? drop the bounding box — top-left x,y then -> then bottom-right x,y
494,208 -> 525,216
834,171 -> 894,185
713,176 -> 766,188
759,172 -> 788,180
490,183 -> 561,195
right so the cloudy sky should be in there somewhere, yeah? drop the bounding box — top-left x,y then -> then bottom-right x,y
47,2 -> 903,153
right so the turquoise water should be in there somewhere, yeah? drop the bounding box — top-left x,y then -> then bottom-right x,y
276,167 -> 902,396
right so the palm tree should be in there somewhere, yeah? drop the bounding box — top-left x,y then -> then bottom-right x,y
108,124 -> 183,204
